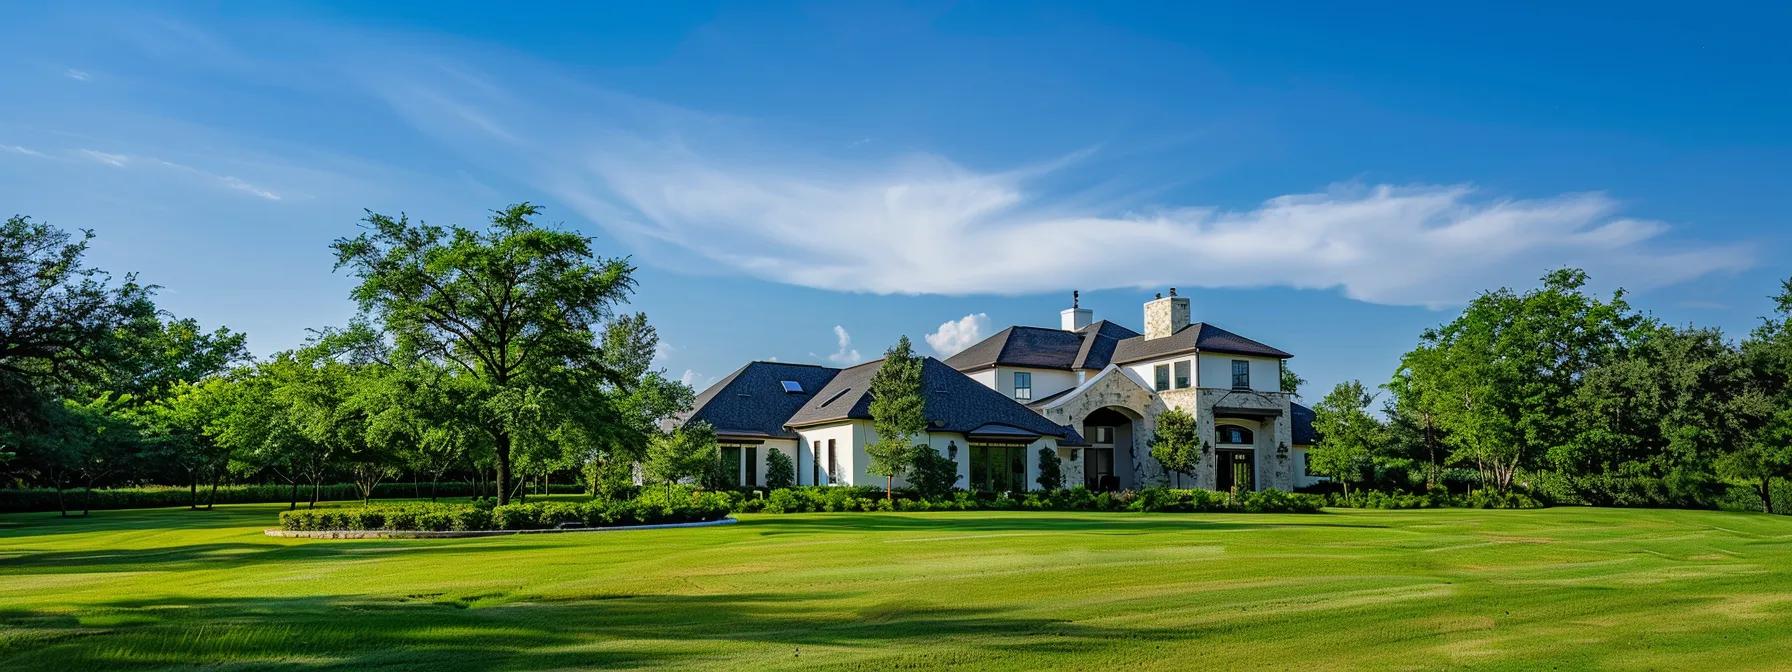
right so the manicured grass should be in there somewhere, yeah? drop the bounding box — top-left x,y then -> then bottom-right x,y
2,503 -> 1790,670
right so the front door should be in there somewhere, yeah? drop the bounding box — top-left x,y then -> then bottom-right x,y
1216,450 -> 1255,492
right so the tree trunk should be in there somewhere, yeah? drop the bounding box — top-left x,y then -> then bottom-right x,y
55,482 -> 66,518
310,479 -> 321,508
1762,477 -> 1775,515
82,480 -> 92,517
289,481 -> 298,510
190,476 -> 200,510
495,431 -> 513,506
207,476 -> 221,510
886,475 -> 893,501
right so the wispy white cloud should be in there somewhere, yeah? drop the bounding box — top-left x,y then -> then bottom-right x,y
78,149 -> 130,167
679,368 -> 718,390
2,144 -> 48,158
71,148 -> 282,200
64,68 -> 91,81
926,313 -> 991,357
813,325 -> 862,365
363,43 -> 1752,308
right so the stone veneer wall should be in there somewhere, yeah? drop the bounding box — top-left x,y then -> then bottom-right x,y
1037,371 -> 1170,489
1198,388 -> 1294,491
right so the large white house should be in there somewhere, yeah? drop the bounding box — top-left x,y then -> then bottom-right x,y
680,291 -> 1322,492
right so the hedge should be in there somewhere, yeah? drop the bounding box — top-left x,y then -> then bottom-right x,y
277,488 -> 732,532
1325,490 -> 1546,510
729,486 -> 1325,514
0,482 -> 585,514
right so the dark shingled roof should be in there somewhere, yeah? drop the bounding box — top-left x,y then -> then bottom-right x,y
1110,323 -> 1292,364
944,320 -> 1142,372
787,357 -> 1072,440
1291,402 -> 1318,445
680,362 -> 840,439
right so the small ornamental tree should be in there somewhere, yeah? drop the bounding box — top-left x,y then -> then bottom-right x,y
867,336 -> 927,500
1311,380 -> 1383,497
1150,408 -> 1201,485
764,449 -> 796,489
1036,447 -> 1064,491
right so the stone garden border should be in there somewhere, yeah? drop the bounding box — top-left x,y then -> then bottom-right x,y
264,516 -> 738,539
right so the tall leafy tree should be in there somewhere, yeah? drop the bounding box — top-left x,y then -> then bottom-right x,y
1311,380 -> 1383,497
644,422 -> 717,495
867,336 -> 926,500
1393,269 -> 1642,491
0,215 -> 156,454
332,203 -> 637,504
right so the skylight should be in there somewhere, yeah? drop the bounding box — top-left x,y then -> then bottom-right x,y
780,380 -> 804,393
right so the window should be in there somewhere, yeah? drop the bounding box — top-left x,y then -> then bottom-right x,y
1013,371 -> 1032,400
1216,424 -> 1254,445
1173,360 -> 1191,389
1090,426 -> 1114,444
1232,360 -> 1251,389
780,380 -> 803,393
811,440 -> 821,485
745,446 -> 759,486
827,439 -> 838,484
968,443 -> 1029,493
1154,364 -> 1171,391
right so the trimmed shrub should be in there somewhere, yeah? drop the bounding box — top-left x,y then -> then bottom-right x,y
1325,490 -> 1545,510
1,482 -> 585,514
277,488 -> 731,532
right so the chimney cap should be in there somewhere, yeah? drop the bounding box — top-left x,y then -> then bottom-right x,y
1170,287 -> 1178,297
1072,289 -> 1079,308
1154,292 -> 1162,300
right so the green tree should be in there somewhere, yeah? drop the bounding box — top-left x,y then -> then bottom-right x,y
1393,269 -> 1643,492
1280,363 -> 1305,399
1311,380 -> 1383,497
131,379 -> 234,509
331,203 -> 638,505
908,447 -> 959,498
645,422 -> 718,494
1149,408 -> 1201,486
1035,447 -> 1064,491
764,449 -> 796,489
867,336 -> 926,500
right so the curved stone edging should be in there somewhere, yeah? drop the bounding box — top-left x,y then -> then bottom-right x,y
264,516 -> 738,539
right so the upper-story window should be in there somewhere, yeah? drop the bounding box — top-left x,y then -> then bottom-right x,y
1216,424 -> 1254,445
1154,364 -> 1170,391
1173,360 -> 1191,389
1232,360 -> 1251,389
1013,371 -> 1032,400
1090,426 -> 1114,444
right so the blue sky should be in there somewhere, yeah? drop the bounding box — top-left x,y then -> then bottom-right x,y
2,1 -> 1788,401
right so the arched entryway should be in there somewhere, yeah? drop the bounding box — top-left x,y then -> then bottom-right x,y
1214,419 -> 1260,492
1081,406 -> 1139,491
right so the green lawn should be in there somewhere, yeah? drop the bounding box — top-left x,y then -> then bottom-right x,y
2,504 -> 1790,670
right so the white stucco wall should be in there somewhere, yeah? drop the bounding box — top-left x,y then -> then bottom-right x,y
979,366 -> 1080,403
795,422 -> 864,486
1291,446 -> 1327,489
1196,353 -> 1281,393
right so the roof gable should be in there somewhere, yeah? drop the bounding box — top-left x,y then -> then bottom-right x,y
788,357 -> 1071,439
681,361 -> 841,439
944,320 -> 1143,373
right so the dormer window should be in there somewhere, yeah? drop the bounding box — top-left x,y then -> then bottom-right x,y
780,380 -> 803,393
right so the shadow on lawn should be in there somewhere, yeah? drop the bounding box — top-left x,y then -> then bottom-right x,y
742,511 -> 1388,536
0,590 -> 1195,670
0,540 -> 558,575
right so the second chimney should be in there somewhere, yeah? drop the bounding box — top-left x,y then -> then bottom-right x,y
1061,290 -> 1093,331
1144,288 -> 1189,339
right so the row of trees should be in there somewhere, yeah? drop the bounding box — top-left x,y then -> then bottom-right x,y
1307,269 -> 1792,513
2,206 -> 694,514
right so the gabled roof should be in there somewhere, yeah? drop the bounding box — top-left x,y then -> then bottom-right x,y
680,361 -> 840,440
1110,323 -> 1292,364
787,357 -> 1072,440
944,320 -> 1142,372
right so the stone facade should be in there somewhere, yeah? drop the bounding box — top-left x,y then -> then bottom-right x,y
1039,365 -> 1295,491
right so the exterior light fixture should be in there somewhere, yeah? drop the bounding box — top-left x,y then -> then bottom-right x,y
947,441 -> 958,460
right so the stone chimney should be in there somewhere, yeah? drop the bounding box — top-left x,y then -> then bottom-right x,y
1144,287 -> 1190,339
1060,290 -> 1093,331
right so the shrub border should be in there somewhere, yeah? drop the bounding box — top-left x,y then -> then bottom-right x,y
263,516 -> 738,539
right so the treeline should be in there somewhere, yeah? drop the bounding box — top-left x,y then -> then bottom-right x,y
1308,269 -> 1792,514
0,205 -> 691,515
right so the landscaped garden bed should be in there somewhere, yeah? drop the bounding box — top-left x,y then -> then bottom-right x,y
275,489 -> 733,533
